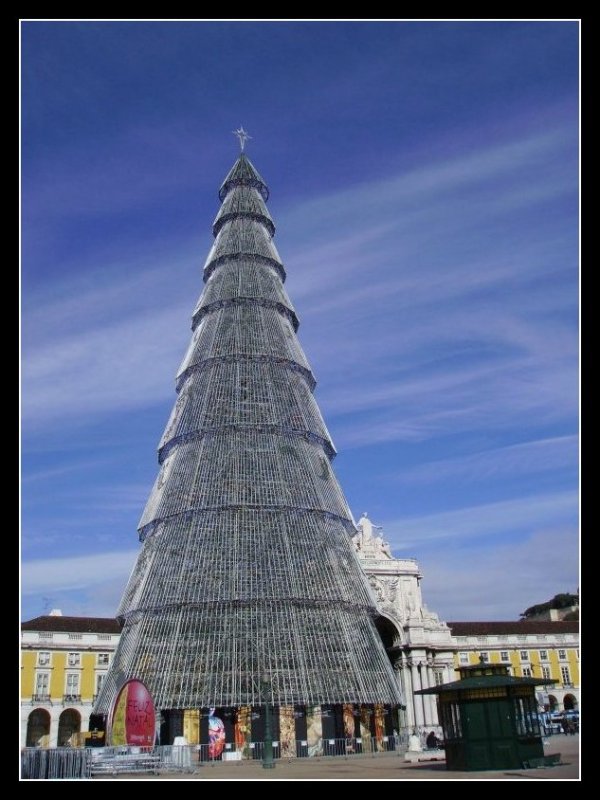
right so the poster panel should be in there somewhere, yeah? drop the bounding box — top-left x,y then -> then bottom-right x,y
279,706 -> 296,758
208,708 -> 226,759
234,706 -> 252,758
360,706 -> 372,752
374,704 -> 385,751
306,705 -> 323,757
343,704 -> 355,753
183,709 -> 200,744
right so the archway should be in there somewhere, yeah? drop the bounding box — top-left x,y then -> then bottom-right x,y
374,615 -> 401,656
548,695 -> 558,711
563,694 -> 578,711
57,709 -> 81,746
26,708 -> 50,747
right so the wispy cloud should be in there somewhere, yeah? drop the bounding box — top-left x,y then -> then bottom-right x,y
420,527 -> 579,621
384,490 -> 578,550
22,301 -> 190,426
20,25 -> 578,624
21,457 -> 113,484
398,435 -> 578,484
22,549 -> 139,595
23,124 -> 577,449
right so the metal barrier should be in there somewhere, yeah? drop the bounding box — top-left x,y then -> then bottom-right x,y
90,746 -> 162,775
21,748 -> 92,780
320,736 -> 398,757
22,736 -> 410,778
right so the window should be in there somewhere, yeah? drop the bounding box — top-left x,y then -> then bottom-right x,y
441,701 -> 462,740
542,666 -> 551,680
513,696 -> 541,736
37,651 -> 51,666
479,652 -> 490,663
96,673 -> 106,693
500,651 -> 510,662
558,649 -> 567,660
66,673 -> 80,694
434,670 -> 444,686
539,650 -> 548,661
561,666 -> 571,685
520,651 -> 529,661
459,652 -> 469,665
35,672 -> 49,695
67,652 -> 80,667
97,653 -> 110,666
522,667 -> 532,677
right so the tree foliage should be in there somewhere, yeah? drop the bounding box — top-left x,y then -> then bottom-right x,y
521,592 -> 579,619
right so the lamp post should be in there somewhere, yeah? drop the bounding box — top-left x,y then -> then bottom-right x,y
262,672 -> 275,769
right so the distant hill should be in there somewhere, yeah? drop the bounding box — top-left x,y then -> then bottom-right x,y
521,592 -> 579,621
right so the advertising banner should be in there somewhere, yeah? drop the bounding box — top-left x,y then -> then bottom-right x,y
110,679 -> 156,747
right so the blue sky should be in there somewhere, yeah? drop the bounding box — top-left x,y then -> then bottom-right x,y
21,21 -> 579,622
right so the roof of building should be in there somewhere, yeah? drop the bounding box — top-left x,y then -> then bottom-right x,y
21,615 -> 122,634
416,673 -> 557,694
448,620 -> 579,636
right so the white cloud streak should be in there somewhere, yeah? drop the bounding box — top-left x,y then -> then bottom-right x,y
384,490 -> 578,550
398,435 -> 578,484
22,549 -> 139,595
23,124 -> 577,448
419,527 -> 579,621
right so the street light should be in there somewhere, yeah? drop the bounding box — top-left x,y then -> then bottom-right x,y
262,672 -> 275,769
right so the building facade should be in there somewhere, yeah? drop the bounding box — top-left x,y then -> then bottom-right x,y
353,516 -> 581,728
447,621 -> 580,712
21,605 -> 580,747
20,611 -> 121,747
353,514 -> 456,735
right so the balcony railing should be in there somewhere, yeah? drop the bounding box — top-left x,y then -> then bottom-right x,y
31,694 -> 51,703
63,694 -> 81,703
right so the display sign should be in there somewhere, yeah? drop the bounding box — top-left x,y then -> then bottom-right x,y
110,679 -> 156,747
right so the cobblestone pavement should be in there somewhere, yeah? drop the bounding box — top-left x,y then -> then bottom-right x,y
93,734 -> 579,780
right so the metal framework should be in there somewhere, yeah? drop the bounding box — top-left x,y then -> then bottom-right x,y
94,153 -> 403,713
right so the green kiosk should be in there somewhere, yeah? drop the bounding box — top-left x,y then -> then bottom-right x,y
416,657 -> 558,771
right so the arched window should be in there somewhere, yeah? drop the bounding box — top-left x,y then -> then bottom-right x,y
26,708 -> 50,747
57,709 -> 81,746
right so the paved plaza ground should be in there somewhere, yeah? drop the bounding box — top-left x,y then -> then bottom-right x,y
93,734 -> 579,780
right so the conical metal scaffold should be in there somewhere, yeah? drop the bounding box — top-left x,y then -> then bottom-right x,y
94,145 -> 403,741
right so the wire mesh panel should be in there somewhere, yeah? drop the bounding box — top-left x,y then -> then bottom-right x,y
180,303 -> 309,389
213,185 -> 275,237
194,259 -> 295,326
21,748 -> 92,779
94,153 -> 403,718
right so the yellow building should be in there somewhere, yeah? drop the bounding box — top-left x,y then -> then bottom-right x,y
21,611 -> 579,748
448,621 -> 579,712
21,610 -> 121,747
